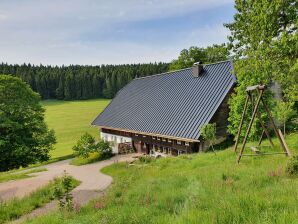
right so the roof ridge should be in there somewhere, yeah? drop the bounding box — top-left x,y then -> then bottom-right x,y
202,59 -> 232,66
134,67 -> 191,80
133,59 -> 232,80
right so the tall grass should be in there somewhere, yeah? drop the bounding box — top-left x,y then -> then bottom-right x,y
0,177 -> 79,223
25,133 -> 298,224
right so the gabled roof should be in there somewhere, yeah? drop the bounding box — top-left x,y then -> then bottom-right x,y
92,60 -> 236,141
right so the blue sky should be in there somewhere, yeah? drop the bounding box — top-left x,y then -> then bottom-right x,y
0,0 -> 235,65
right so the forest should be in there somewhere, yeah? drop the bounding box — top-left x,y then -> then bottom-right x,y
0,63 -> 169,100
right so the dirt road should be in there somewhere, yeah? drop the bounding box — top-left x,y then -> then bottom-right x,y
0,154 -> 138,202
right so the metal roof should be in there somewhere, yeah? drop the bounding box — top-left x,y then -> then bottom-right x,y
92,60 -> 236,141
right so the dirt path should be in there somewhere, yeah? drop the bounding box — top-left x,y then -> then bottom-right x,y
0,154 -> 139,223
0,154 -> 138,201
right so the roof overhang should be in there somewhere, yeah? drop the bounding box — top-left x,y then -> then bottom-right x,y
94,125 -> 200,143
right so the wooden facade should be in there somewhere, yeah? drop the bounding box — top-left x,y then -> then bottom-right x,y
101,128 -> 199,155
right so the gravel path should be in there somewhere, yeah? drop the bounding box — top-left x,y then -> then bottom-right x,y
0,154 -> 138,201
0,154 -> 139,223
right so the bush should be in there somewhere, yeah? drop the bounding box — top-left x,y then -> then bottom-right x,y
72,133 -> 113,165
286,156 -> 298,176
72,133 -> 96,158
97,141 -> 113,159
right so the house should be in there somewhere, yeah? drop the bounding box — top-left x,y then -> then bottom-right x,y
92,60 -> 236,155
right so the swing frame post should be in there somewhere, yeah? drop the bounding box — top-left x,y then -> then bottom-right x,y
233,85 -> 291,163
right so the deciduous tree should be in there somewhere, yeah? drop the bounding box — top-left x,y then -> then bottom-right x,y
0,75 -> 56,171
225,0 -> 298,138
169,44 -> 229,70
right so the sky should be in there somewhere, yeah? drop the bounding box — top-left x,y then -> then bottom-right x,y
0,0 -> 235,65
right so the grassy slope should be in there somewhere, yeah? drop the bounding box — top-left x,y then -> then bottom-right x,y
42,99 -> 110,158
0,168 -> 47,183
26,133 -> 298,224
0,177 -> 79,223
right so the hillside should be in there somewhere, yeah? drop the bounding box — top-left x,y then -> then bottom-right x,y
26,133 -> 298,223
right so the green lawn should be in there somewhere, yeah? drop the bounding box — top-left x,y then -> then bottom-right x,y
42,99 -> 110,159
0,168 -> 47,183
25,133 -> 298,224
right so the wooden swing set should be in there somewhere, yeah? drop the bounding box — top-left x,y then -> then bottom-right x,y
234,85 -> 291,163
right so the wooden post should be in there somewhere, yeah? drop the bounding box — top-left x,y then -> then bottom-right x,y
278,129 -> 291,156
237,89 -> 263,163
248,92 -> 274,148
234,94 -> 249,152
256,114 -> 274,147
261,98 -> 289,155
258,130 -> 265,146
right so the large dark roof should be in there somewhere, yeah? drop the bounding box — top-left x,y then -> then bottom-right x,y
92,60 -> 236,141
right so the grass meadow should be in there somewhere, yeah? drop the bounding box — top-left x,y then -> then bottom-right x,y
42,99 -> 110,159
25,133 -> 298,224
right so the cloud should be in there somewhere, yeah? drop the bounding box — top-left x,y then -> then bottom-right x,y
0,0 -> 233,65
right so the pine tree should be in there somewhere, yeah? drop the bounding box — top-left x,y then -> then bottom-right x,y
56,77 -> 64,99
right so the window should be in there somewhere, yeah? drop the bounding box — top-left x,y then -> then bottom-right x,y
135,134 -> 138,136
162,138 -> 166,142
143,135 -> 146,138
157,137 -> 161,141
168,139 -> 172,143
177,140 -> 181,145
185,142 -> 189,146
152,137 -> 156,140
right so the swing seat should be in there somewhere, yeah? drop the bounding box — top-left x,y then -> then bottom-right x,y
250,146 -> 261,154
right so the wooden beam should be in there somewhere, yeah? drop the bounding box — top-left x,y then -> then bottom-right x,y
246,85 -> 265,92
96,125 -> 200,143
258,130 -> 265,146
237,89 -> 263,163
247,92 -> 274,148
278,129 -> 291,156
234,94 -> 249,152
261,98 -> 290,155
241,152 -> 287,156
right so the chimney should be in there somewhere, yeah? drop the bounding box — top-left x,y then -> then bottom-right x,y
192,61 -> 203,77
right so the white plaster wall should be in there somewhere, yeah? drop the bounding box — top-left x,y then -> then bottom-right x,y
100,132 -> 132,154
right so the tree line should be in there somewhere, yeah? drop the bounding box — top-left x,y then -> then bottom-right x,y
0,63 -> 169,100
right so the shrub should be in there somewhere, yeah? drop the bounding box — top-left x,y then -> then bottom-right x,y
72,133 -> 96,158
201,123 -> 217,153
286,156 -> 298,177
72,135 -> 113,165
54,171 -> 74,211
96,140 -> 113,159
